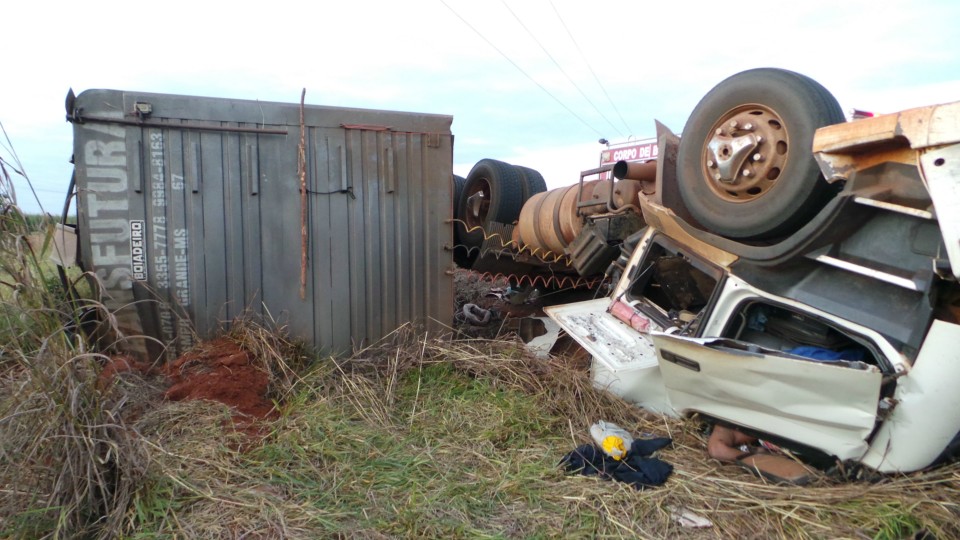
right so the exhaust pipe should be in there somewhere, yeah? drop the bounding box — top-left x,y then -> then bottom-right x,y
612,160 -> 656,182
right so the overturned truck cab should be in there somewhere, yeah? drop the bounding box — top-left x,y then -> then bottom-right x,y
548,96 -> 960,473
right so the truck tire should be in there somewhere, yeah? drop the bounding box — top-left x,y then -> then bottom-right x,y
452,174 -> 475,268
458,159 -> 524,248
676,68 -> 845,239
514,165 -> 548,202
453,174 -> 466,213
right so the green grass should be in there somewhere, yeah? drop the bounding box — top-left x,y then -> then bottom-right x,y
250,363 -> 566,537
121,361 -> 578,538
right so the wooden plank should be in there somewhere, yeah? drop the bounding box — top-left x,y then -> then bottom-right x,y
813,114 -> 902,154
814,101 -> 960,153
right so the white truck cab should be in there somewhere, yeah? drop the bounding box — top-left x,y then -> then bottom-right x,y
546,78 -> 960,473
548,217 -> 960,472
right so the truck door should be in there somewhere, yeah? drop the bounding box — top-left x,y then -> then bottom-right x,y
653,299 -> 885,461
545,233 -> 726,415
545,298 -> 670,413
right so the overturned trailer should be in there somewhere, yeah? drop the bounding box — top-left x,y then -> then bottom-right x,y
68,89 -> 454,361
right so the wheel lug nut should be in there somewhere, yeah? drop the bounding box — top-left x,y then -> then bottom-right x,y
707,160 -> 715,168
715,128 -> 724,136
713,173 -> 722,181
753,153 -> 763,162
744,123 -> 753,131
756,136 -> 764,144
729,121 -> 738,129
742,169 -> 752,177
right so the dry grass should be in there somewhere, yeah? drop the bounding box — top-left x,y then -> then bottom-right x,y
0,173 -> 151,538
324,330 -> 960,539
3,314 -> 960,538
2,161 -> 958,537
107,325 -> 960,538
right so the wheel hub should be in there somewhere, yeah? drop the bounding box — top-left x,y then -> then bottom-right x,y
463,178 -> 492,228
701,105 -> 789,203
706,131 -> 759,183
466,191 -> 485,218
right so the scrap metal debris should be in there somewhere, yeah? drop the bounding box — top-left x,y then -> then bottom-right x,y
462,303 -> 492,326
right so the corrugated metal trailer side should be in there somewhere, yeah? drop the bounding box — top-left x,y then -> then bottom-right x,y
68,89 -> 454,361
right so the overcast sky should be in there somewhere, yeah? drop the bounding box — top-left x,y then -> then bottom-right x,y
2,0 -> 959,214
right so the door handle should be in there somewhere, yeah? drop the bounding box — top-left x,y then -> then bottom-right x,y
661,350 -> 701,372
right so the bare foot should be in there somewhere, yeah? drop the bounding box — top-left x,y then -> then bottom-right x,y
707,425 -> 758,462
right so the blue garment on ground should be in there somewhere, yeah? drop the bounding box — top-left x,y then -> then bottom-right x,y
560,437 -> 672,489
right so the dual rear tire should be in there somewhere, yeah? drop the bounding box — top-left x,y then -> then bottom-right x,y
453,160 -> 548,267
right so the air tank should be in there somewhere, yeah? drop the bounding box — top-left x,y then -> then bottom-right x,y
516,179 -> 644,255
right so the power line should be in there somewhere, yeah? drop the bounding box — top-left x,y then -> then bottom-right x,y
501,0 -> 624,138
549,0 -> 634,136
439,0 -> 605,138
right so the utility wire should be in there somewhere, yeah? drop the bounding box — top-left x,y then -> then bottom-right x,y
439,0 -> 604,138
549,0 -> 634,136
501,0 -> 624,138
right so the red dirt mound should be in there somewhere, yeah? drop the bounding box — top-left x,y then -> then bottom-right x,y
98,355 -> 157,390
162,338 -> 276,421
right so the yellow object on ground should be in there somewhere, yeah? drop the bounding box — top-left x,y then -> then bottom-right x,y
590,421 -> 635,461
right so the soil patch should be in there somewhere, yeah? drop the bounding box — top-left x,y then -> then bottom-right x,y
161,338 -> 276,422
97,355 -> 158,390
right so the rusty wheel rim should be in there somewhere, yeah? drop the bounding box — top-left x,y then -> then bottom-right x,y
699,104 -> 790,204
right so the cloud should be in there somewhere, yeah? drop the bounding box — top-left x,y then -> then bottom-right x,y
3,0 -> 959,214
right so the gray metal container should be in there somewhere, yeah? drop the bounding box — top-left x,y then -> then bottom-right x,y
69,89 -> 454,361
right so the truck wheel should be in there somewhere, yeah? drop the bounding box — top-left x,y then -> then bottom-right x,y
458,159 -> 524,248
453,174 -> 466,213
452,174 -> 475,268
677,68 -> 845,239
514,165 -> 548,202
452,173 -> 467,241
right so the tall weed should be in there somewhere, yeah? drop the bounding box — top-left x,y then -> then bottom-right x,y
0,149 -> 146,539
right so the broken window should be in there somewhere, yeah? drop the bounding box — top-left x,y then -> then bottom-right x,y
625,238 -> 722,335
721,301 -> 883,369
